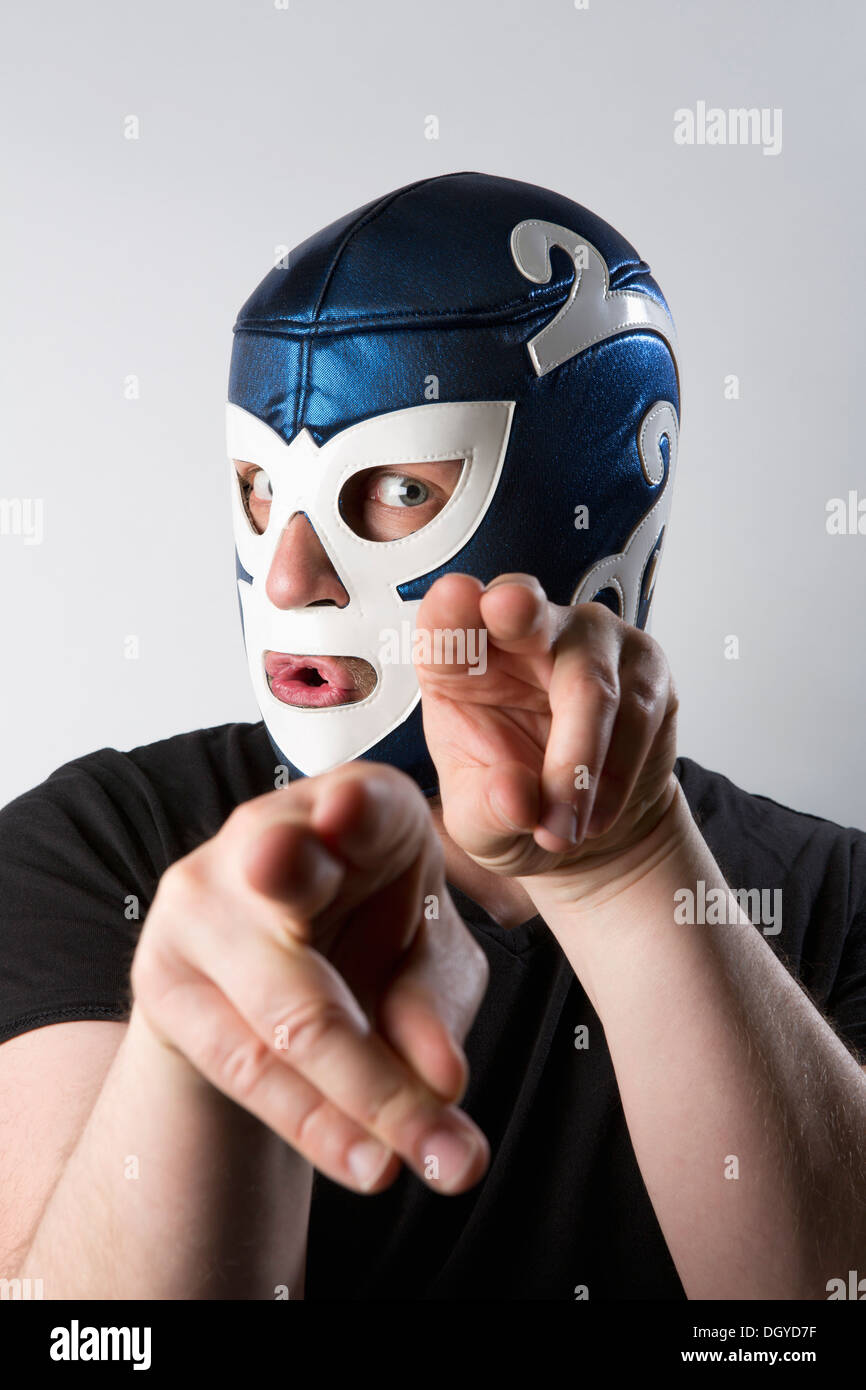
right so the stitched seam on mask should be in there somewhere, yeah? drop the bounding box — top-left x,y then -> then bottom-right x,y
295,175 -> 459,431
235,284 -> 572,340
322,403 -> 512,570
233,262 -> 661,338
333,448 -> 478,556
534,320 -> 677,374
267,684 -> 395,717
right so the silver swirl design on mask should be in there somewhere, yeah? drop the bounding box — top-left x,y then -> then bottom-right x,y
510,218 -> 678,378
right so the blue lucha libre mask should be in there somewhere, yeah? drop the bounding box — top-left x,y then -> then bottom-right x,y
227,171 -> 680,795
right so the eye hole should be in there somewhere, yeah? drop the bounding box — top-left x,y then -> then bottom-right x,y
339,460 -> 464,542
235,462 -> 272,535
591,586 -> 622,617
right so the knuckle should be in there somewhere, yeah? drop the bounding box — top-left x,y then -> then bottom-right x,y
205,1032 -> 272,1103
628,625 -> 657,654
129,943 -> 168,1005
280,995 -> 348,1064
224,798 -> 264,839
293,1094 -> 332,1153
382,764 -> 430,813
625,675 -> 661,715
352,760 -> 407,792
357,1074 -> 412,1135
577,599 -> 621,634
346,760 -> 428,821
579,661 -> 620,706
623,628 -> 665,675
156,851 -> 210,908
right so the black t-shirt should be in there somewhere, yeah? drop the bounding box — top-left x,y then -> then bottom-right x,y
1,722 -> 865,1301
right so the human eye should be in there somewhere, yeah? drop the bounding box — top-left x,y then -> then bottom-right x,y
236,463 -> 273,534
338,459 -> 463,542
372,472 -> 432,508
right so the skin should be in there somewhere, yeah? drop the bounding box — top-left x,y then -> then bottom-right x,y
232,454 -> 676,925
232,453 -> 540,924
6,458 -> 866,1299
235,455 -> 866,1297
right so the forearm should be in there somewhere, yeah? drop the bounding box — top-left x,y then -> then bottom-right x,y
526,785 -> 866,1299
16,1005 -> 312,1300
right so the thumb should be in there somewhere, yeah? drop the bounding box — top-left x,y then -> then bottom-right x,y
439,761 -> 541,868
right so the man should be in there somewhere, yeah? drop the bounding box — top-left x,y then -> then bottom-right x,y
1,172 -> 864,1301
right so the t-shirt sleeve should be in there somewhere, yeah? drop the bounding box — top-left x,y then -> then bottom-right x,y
824,833 -> 866,1062
675,757 -> 866,1065
0,754 -> 164,1045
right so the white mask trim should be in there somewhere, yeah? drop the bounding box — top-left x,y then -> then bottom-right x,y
571,400 -> 678,625
227,399 -> 515,775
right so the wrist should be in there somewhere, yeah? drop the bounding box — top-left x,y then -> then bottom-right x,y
126,1000 -> 219,1098
519,774 -> 692,920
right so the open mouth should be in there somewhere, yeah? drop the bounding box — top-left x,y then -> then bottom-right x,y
264,651 -> 377,708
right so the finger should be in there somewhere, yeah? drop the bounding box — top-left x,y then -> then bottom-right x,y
230,764 -> 432,946
140,969 -> 401,1195
435,759 -> 540,867
259,936 -> 490,1194
413,572 -> 487,679
243,820 -> 346,914
584,635 -> 671,838
326,852 -> 435,1003
232,763 -> 429,885
241,810 -> 485,1153
533,606 -> 623,851
175,907 -> 489,1195
307,764 -> 428,874
375,892 -> 491,1103
477,573 -> 558,656
377,984 -> 470,1105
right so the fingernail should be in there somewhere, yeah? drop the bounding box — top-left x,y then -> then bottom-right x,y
347,1139 -> 391,1192
540,803 -> 578,844
420,1125 -> 480,1192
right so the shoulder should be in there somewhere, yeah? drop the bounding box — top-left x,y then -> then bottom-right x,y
0,722 -> 279,1046
3,720 -> 276,815
0,720 -> 277,898
675,754 -> 866,875
675,755 -> 866,1045
32,720 -> 276,808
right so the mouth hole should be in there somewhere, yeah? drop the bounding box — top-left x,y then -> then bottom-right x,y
296,666 -> 327,686
263,652 -> 379,705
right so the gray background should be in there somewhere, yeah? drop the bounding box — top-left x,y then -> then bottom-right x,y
1,0 -> 863,828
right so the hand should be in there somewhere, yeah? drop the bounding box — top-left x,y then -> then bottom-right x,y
414,572 -> 679,889
131,762 -> 490,1195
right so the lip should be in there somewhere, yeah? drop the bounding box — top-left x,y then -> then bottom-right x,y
264,652 -> 364,709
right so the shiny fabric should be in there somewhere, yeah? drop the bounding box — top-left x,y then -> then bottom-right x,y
228,171 -> 680,792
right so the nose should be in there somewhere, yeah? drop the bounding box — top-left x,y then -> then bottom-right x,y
265,512 -> 349,610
